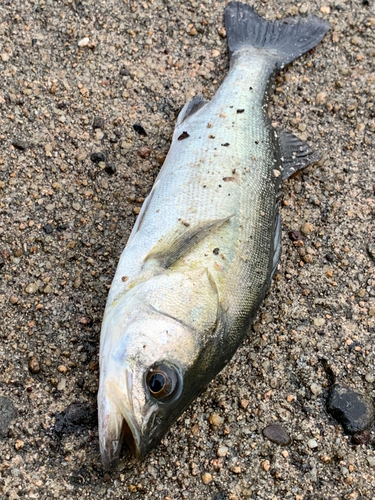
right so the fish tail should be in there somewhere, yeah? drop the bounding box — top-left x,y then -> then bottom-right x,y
225,2 -> 330,68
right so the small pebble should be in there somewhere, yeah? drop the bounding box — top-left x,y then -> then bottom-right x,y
93,116 -> 105,129
262,460 -> 270,472
25,283 -> 38,294
90,152 -> 106,164
78,37 -> 90,47
316,92 -> 328,105
138,145 -> 152,158
14,439 -> 24,450
9,295 -> 19,305
57,378 -> 66,391
310,383 -> 322,395
301,222 -> 314,235
29,357 -> 41,374
313,317 -> 326,327
57,365 -> 68,374
288,230 -> 304,242
308,439 -> 318,449
43,223 -> 53,234
262,424 -> 291,446
201,473 -> 213,484
217,445 -> 229,457
209,413 -> 224,426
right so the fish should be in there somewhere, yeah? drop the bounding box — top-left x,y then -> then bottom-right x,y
98,1 -> 330,469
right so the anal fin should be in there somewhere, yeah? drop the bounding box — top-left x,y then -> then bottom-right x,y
279,130 -> 320,181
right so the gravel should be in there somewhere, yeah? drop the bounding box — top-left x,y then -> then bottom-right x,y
0,0 -> 375,499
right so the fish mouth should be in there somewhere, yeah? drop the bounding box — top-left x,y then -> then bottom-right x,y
98,380 -> 160,468
98,387 -> 144,469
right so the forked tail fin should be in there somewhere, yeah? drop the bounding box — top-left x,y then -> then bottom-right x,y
225,2 -> 330,68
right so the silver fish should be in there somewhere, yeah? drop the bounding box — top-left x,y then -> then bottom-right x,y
98,1 -> 329,469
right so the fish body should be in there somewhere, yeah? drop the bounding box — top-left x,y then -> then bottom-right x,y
98,1 -> 329,469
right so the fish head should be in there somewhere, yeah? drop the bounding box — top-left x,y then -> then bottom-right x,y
98,293 -> 203,469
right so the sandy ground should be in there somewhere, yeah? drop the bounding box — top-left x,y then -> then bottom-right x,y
0,0 -> 374,499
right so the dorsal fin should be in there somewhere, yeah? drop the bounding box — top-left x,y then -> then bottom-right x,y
145,215 -> 233,269
279,130 -> 320,180
176,95 -> 208,126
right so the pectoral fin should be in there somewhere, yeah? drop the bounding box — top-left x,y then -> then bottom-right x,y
145,215 -> 233,269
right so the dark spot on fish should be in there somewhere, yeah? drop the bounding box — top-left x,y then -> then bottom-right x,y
178,131 -> 190,140
203,185 -> 207,188
133,123 -> 147,136
221,143 -> 230,147
218,185 -> 222,188
229,105 -> 233,108
223,176 -> 235,182
237,109 -> 245,113
249,87 -> 253,90
213,248 -> 219,255
255,141 -> 259,145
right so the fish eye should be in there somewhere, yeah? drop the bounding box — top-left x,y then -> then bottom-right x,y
145,363 -> 178,400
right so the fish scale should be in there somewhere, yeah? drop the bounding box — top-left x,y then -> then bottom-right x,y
98,1 -> 329,469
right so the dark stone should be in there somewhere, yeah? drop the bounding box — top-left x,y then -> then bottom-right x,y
212,493 -> 229,500
90,152 -> 106,164
57,223 -> 68,232
326,384 -> 375,434
0,255 -> 4,269
0,396 -> 17,438
57,101 -> 70,110
32,38 -> 38,46
367,243 -> 375,262
351,430 -> 371,445
12,139 -> 28,151
88,170 -> 97,180
54,402 -> 97,437
104,164 -> 117,175
93,117 -> 105,129
133,123 -> 147,136
77,378 -> 85,389
213,248 -> 220,255
43,223 -> 53,234
325,252 -> 335,262
236,109 -> 245,113
119,67 -> 130,76
262,424 -> 291,446
288,230 -> 304,242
